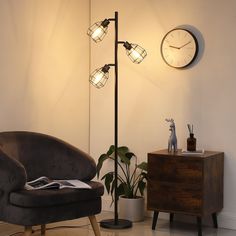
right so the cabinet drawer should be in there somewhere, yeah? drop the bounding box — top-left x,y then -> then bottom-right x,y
147,181 -> 202,214
148,156 -> 202,184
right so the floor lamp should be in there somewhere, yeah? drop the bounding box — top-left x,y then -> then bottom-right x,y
87,11 -> 147,229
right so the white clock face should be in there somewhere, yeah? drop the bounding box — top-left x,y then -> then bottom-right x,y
161,28 -> 198,68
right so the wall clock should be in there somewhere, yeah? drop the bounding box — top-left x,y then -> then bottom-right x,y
160,28 -> 199,69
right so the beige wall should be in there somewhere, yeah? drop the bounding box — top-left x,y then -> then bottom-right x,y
90,0 -> 236,229
1,0 -> 236,230
0,0 -> 90,151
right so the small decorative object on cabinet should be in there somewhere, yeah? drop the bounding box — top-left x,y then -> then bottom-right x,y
187,124 -> 197,151
165,118 -> 177,152
147,149 -> 224,236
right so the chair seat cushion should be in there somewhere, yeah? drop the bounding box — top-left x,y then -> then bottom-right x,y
9,181 -> 104,208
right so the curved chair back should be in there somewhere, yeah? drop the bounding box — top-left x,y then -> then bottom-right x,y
0,131 -> 96,181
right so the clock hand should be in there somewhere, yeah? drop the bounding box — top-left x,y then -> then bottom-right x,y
169,45 -> 180,49
179,41 -> 191,49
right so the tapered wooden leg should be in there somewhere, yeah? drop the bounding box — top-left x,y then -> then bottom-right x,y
197,217 -> 202,236
212,213 -> 218,228
24,226 -> 32,236
152,211 -> 159,230
88,215 -> 101,236
41,224 -> 46,235
170,213 -> 174,223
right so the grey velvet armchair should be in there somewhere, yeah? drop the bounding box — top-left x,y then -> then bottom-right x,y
0,131 -> 104,236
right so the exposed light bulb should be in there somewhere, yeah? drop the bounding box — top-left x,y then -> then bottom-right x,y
93,71 -> 104,85
89,65 -> 110,89
129,48 -> 142,62
91,27 -> 103,41
123,41 -> 147,64
87,19 -> 110,43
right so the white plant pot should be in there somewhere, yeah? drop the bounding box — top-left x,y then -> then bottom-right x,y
119,196 -> 145,222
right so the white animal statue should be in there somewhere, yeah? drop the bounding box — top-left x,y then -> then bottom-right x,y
165,118 -> 177,152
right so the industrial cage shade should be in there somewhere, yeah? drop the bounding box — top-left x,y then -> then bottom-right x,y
89,41 -> 147,89
89,66 -> 110,88
87,20 -> 109,43
125,43 -> 147,64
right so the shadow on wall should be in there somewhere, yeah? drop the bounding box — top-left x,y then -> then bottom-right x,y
178,24 -> 205,69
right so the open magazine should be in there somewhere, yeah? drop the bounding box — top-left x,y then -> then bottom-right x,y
25,176 -> 91,190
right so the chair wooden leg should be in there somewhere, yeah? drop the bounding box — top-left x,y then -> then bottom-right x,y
24,226 -> 32,236
41,224 -> 46,235
88,215 -> 101,236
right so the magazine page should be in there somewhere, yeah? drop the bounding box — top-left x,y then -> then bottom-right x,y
56,180 -> 91,189
27,176 -> 49,185
25,177 -> 91,190
25,177 -> 60,190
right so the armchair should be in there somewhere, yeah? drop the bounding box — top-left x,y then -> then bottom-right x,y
0,131 -> 104,236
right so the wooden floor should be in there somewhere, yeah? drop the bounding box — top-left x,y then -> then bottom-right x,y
0,212 -> 236,236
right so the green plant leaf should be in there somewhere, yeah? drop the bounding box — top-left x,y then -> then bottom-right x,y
97,153 -> 109,178
123,183 -> 133,198
117,146 -> 130,165
117,183 -> 125,198
101,172 -> 114,194
97,145 -> 148,200
137,162 -> 147,171
119,153 -> 130,165
140,172 -> 147,180
110,178 -> 117,204
137,180 -> 146,196
117,146 -> 129,154
125,152 -> 135,160
107,145 -> 115,156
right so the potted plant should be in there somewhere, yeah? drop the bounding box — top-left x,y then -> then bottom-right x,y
97,145 -> 147,222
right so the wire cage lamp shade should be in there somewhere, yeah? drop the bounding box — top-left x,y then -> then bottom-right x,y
87,19 -> 110,43
89,65 -> 110,89
123,41 -> 147,64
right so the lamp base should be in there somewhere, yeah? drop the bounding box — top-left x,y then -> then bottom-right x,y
100,219 -> 132,229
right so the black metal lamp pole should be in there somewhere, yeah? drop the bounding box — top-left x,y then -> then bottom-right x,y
114,11 -> 119,225
88,10 -> 147,228
100,11 -> 132,229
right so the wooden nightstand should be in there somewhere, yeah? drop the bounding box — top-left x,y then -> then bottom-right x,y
147,149 -> 224,236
